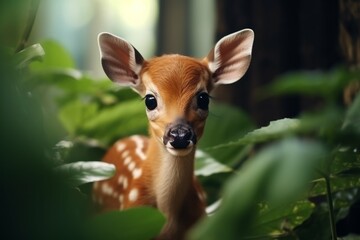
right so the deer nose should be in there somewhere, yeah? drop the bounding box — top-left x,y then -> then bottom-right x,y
164,123 -> 197,149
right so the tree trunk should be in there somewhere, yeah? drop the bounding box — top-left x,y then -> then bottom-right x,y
340,0 -> 360,105
213,0 -> 341,126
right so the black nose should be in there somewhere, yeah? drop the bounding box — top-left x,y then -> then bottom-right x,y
164,124 -> 197,149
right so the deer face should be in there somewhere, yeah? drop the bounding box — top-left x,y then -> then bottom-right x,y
98,29 -> 254,157
139,55 -> 212,156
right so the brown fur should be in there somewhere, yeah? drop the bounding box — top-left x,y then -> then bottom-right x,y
95,29 -> 254,240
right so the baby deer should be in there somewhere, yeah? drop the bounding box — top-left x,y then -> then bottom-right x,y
92,29 -> 254,240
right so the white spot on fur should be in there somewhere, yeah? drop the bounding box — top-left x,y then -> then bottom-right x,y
122,150 -> 130,158
132,168 -> 142,179
118,175 -> 124,185
124,156 -> 132,165
101,183 -> 114,196
123,177 -> 128,189
131,135 -> 146,160
116,143 -> 126,152
119,195 -> 124,210
119,194 -> 124,203
128,161 -> 136,171
128,188 -> 139,202
118,175 -> 128,189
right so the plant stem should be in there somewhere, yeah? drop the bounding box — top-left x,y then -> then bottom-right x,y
324,176 -> 337,240
15,0 -> 41,53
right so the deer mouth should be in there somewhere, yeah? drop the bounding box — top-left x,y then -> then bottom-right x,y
164,140 -> 195,157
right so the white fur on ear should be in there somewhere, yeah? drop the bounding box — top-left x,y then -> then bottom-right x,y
98,33 -> 144,90
206,29 -> 254,85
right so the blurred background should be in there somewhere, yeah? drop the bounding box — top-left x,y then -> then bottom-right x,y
27,0 -> 356,126
32,0 -> 215,77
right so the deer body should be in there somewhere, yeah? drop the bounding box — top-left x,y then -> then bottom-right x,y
93,29 -> 254,240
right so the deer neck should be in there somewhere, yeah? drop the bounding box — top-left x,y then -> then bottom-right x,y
146,138 -> 195,219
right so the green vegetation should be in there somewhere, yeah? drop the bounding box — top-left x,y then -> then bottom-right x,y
1,2 -> 359,239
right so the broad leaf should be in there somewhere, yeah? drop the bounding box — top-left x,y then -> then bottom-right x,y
298,105 -> 344,138
56,161 -> 115,187
15,43 -> 45,68
252,200 -> 315,238
310,177 -> 360,198
265,68 -> 356,100
341,234 -> 360,240
195,149 -> 232,177
83,207 -> 165,240
210,118 -> 300,150
343,93 -> 360,135
293,204 -> 333,240
332,147 -> 360,176
190,138 -> 326,240
58,100 -> 99,136
200,102 -> 254,165
238,118 -> 300,145
200,102 -> 254,148
80,98 -> 148,146
30,40 -> 75,70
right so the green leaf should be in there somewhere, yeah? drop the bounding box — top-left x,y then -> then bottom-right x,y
195,149 -> 232,177
252,200 -> 315,238
15,43 -> 45,68
293,204 -> 332,240
55,161 -> 115,187
199,102 -> 254,166
58,100 -> 99,135
265,68 -> 355,100
203,118 -> 300,169
30,40 -> 75,70
190,138 -> 326,240
83,207 -> 165,240
200,102 -> 254,148
310,176 -> 360,198
331,147 -> 360,175
343,93 -> 360,134
239,118 -> 300,145
299,105 -> 344,139
80,98 -> 148,146
212,118 -> 300,150
342,234 -> 360,240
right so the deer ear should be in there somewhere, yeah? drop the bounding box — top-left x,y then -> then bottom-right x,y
205,29 -> 254,85
98,33 -> 144,91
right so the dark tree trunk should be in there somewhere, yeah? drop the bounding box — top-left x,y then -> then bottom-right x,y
340,0 -> 360,66
337,0 -> 360,236
214,0 -> 360,236
213,0 -> 341,126
340,0 -> 360,105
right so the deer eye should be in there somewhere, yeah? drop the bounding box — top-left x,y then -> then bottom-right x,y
197,92 -> 209,110
145,94 -> 157,110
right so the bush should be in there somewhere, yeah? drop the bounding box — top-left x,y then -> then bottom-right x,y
1,2 -> 359,239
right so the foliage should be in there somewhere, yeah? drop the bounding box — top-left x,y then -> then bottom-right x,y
190,70 -> 360,240
1,2 -> 360,240
55,161 -> 116,187
83,207 -> 165,240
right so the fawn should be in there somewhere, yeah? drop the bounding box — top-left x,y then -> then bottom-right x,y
92,28 -> 254,240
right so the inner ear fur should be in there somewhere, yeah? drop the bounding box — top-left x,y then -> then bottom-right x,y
205,29 -> 254,85
98,33 -> 145,92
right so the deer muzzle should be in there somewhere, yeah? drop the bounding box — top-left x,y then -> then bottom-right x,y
163,121 -> 197,155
